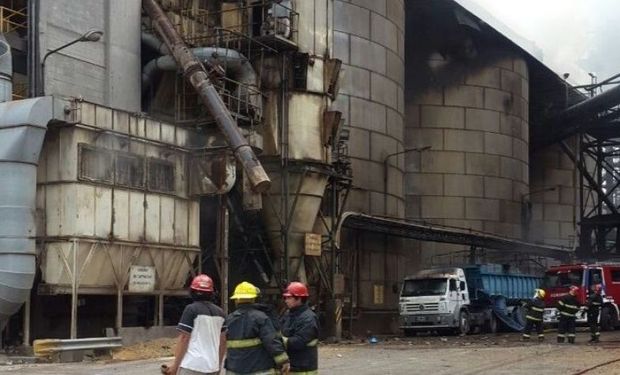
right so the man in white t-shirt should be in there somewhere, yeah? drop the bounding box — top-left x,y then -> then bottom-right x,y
165,274 -> 226,375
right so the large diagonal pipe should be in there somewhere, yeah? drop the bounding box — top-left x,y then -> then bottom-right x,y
143,0 -> 270,192
557,83 -> 620,124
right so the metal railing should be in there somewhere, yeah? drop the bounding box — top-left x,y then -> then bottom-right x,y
0,6 -> 26,33
33,337 -> 123,357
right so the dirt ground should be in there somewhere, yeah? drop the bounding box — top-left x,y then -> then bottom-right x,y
4,328 -> 620,374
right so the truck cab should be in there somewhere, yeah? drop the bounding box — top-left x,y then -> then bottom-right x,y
542,264 -> 620,330
399,268 -> 471,335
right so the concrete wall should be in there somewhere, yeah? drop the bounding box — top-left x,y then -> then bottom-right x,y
39,0 -> 141,112
529,141 -> 579,247
405,52 -> 530,267
332,0 -> 409,317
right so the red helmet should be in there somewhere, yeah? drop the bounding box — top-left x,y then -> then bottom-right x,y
283,282 -> 309,297
569,285 -> 579,295
190,274 -> 214,292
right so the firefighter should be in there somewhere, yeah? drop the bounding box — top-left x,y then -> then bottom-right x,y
281,282 -> 319,374
557,285 -> 580,344
225,281 -> 291,375
522,288 -> 546,342
584,284 -> 603,343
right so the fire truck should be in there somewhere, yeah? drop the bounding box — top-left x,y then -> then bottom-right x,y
542,263 -> 620,330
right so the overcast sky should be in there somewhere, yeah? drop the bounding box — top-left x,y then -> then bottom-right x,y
464,0 -> 620,85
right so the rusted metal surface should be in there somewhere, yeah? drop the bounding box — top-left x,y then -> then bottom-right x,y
142,0 -> 270,192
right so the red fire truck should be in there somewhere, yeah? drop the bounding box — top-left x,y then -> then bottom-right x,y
542,263 -> 620,330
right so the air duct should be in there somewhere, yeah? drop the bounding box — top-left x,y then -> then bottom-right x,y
141,48 -> 262,117
0,96 -> 54,331
0,34 -> 12,101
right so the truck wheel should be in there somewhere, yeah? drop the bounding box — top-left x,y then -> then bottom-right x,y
484,313 -> 498,334
455,310 -> 470,335
600,306 -> 618,331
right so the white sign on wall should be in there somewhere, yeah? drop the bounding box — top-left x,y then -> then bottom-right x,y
128,266 -> 156,292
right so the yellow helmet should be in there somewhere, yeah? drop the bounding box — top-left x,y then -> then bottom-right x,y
230,281 -> 260,300
535,289 -> 546,299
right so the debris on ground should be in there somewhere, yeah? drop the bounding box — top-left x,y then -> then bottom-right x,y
111,338 -> 176,361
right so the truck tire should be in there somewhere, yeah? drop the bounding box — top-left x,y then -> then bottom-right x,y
484,313 -> 498,334
600,306 -> 618,331
455,310 -> 470,335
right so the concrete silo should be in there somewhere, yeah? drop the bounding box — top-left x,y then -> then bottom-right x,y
405,10 -> 530,266
331,0 -> 407,327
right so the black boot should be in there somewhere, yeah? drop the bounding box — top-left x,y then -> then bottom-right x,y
522,334 -> 530,341
568,336 -> 575,344
557,336 -> 565,343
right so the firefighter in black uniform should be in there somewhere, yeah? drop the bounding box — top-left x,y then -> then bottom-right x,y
281,282 -> 319,375
225,281 -> 291,375
557,285 -> 580,344
522,288 -> 546,342
584,284 -> 603,343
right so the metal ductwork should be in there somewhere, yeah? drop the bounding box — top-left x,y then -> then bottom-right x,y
0,34 -> 12,102
141,47 -> 262,117
143,0 -> 271,192
0,96 -> 54,330
557,84 -> 620,123
141,32 -> 169,55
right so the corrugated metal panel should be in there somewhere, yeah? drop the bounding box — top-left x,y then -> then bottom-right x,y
145,119 -> 161,141
287,94 -> 326,161
128,191 -> 145,242
94,186 -> 112,238
313,0 -> 328,54
145,194 -> 160,243
113,190 -> 130,239
188,201 -> 199,247
161,123 -> 175,144
174,199 -> 188,245
160,196 -> 175,244
75,185 -> 95,236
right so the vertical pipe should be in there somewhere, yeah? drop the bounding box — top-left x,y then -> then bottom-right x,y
279,53 -> 289,282
22,296 -> 30,346
70,241 -> 78,339
217,196 -> 229,314
158,294 -> 164,326
142,0 -> 270,193
116,288 -> 123,334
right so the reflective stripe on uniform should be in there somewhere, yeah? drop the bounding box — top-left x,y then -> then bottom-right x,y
592,302 -> 601,305
557,334 -> 565,338
595,332 -> 601,336
227,338 -> 262,349
273,352 -> 289,365
526,315 -> 542,321
522,334 -> 531,338
530,307 -> 544,312
567,334 -> 576,337
291,371 -> 318,375
306,339 -> 319,347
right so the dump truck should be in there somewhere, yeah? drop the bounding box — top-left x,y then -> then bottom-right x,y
399,265 -> 542,336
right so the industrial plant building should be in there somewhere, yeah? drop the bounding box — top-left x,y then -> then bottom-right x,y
0,0 -> 616,345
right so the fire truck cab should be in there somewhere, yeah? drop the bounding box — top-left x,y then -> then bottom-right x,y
542,263 -> 620,330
